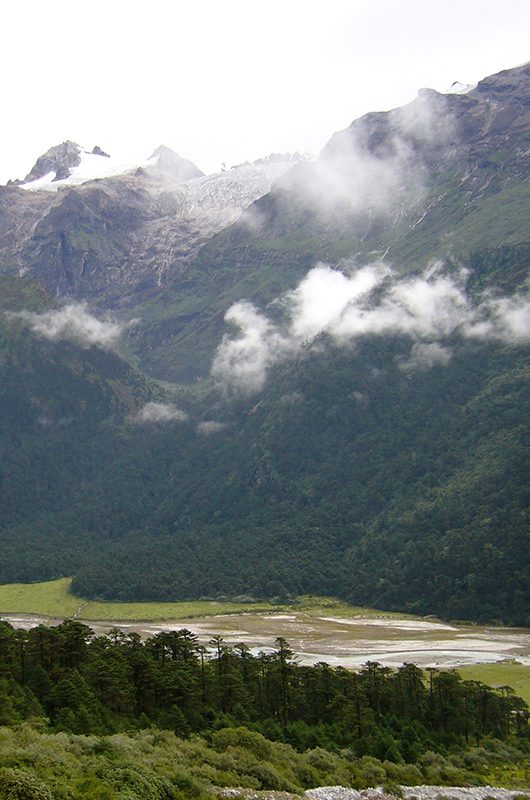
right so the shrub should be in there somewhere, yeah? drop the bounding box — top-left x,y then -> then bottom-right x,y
0,768 -> 54,800
210,727 -> 273,760
246,761 -> 297,792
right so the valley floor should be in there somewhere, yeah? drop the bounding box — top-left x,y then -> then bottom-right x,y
1,580 -> 529,701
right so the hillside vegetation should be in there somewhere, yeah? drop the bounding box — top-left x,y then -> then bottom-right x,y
0,254 -> 528,625
0,618 -> 529,797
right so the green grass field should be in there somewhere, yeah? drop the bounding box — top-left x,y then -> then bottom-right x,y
0,578 -> 412,622
0,578 -> 283,620
0,578 -> 81,618
454,661 -> 530,706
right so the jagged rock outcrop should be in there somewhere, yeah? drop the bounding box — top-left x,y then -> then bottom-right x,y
138,144 -> 204,183
22,140 -> 83,183
91,145 -> 110,158
0,149 -> 299,307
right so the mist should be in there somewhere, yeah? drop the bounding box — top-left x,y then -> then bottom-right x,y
212,261 -> 530,394
197,421 -> 227,435
253,90 -> 454,227
133,402 -> 188,424
10,303 -> 127,349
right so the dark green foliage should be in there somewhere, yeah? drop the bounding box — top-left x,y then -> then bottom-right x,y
0,623 -> 528,795
0,240 -> 529,626
68,331 -> 528,625
0,621 -> 528,759
0,724 -> 528,800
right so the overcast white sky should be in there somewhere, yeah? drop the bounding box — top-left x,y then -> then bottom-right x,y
1,0 -> 528,183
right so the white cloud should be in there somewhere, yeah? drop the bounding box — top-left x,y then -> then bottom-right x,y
464,290 -> 530,343
212,300 -> 293,394
399,342 -> 452,372
133,402 -> 188,424
10,303 -> 127,348
285,262 -> 388,341
212,262 -> 530,393
331,268 -> 471,341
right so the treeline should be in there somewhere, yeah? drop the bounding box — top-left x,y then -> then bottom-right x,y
1,621 -> 528,762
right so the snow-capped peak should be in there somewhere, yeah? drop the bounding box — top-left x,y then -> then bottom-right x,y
443,81 -> 475,95
16,142 -> 205,191
19,143 -> 156,192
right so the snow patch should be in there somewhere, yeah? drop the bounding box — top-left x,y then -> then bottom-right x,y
20,148 -> 156,191
443,81 -> 475,95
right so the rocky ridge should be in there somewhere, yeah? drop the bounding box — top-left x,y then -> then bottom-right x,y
0,150 -> 301,306
20,140 -> 83,183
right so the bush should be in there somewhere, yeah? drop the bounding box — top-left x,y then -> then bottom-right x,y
246,761 -> 297,792
383,760 -> 423,785
357,755 -> 387,787
210,727 -> 273,760
0,768 -> 54,800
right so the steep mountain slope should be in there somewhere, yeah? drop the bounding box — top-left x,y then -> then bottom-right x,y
126,63 -> 530,382
62,315 -> 527,624
0,148 -> 302,308
3,66 -> 527,384
0,276 -> 156,581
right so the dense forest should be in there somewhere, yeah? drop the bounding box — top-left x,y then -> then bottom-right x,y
0,249 -> 529,625
0,619 -> 529,798
1,620 -> 528,749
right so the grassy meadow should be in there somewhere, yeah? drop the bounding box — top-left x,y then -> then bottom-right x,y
0,577 -> 281,621
0,577 -> 410,622
0,578 -> 80,618
455,661 -> 530,706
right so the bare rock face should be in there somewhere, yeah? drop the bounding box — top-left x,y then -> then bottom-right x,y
91,145 -> 110,158
0,150 -> 298,307
139,145 -> 204,183
268,63 -> 530,224
22,141 -> 82,183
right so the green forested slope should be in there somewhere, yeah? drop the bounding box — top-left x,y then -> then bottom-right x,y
0,253 -> 528,624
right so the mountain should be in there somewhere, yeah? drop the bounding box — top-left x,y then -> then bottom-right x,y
131,62 -> 529,382
0,64 -> 528,624
0,147 -> 303,309
15,140 -> 203,189
0,274 -> 158,582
